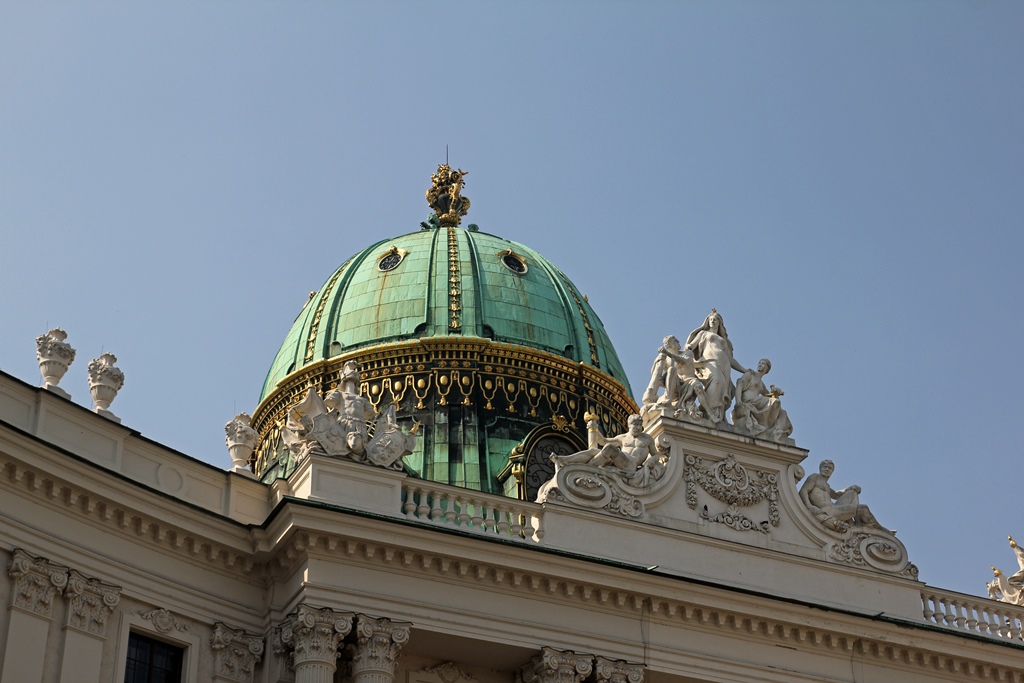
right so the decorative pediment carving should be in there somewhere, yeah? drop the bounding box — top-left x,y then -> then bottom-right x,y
685,454 -> 780,531
537,414 -> 674,518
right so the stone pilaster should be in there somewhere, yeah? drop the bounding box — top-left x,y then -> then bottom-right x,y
212,623 -> 265,683
279,605 -> 354,683
521,648 -> 594,683
8,549 -> 69,618
593,657 -> 644,683
3,550 -> 69,683
348,615 -> 412,683
63,569 -> 121,637
59,570 -> 122,683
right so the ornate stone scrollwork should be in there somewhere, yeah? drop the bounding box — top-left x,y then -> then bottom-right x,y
348,615 -> 412,683
521,648 -> 594,683
8,549 -> 68,619
139,607 -> 190,634
212,623 -> 265,683
700,504 -> 770,534
593,657 -> 644,683
537,414 -> 672,518
829,532 -> 918,580
685,454 -> 780,531
64,569 -> 121,636
418,662 -> 476,683
279,606 -> 354,672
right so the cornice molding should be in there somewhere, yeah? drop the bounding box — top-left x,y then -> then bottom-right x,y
263,526 -> 1024,682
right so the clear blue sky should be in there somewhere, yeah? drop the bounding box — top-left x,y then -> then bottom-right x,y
2,2 -> 1021,598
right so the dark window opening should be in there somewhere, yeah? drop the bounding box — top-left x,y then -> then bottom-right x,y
124,631 -> 184,683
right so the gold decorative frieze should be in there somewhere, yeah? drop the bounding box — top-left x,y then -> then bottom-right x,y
251,337 -> 637,479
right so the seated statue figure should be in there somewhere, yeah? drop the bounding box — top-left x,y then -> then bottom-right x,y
799,459 -> 891,534
731,358 -> 793,442
640,336 -> 709,419
552,414 -> 660,479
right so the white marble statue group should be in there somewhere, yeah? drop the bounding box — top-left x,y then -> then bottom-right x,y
987,535 -> 1024,606
279,361 -> 418,470
641,309 -> 793,443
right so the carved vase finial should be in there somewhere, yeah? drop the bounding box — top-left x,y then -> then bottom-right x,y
87,352 -> 124,422
36,328 -> 76,399
425,164 -> 470,226
225,413 -> 258,477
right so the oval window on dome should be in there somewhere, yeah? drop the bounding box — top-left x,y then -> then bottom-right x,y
500,251 -> 528,275
377,250 -> 404,272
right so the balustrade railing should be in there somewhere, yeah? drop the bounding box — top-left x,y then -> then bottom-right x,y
400,482 -> 544,543
921,588 -> 1024,641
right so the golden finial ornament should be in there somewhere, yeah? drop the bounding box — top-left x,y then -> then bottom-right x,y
426,164 -> 471,226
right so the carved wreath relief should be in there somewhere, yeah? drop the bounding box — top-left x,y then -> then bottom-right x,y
684,454 -> 780,533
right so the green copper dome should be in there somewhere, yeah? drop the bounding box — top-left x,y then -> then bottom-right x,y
252,176 -> 637,498
260,225 -> 631,402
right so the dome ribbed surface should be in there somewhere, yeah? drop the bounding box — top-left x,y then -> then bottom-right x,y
260,227 -> 630,402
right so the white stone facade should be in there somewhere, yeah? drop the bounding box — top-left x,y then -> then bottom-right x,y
1,369 -> 1022,683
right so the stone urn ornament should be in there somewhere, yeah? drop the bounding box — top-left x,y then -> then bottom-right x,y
225,413 -> 258,477
87,353 -> 124,422
36,328 -> 76,399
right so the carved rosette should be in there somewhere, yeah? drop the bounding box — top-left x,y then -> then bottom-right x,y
684,454 -> 780,531
593,657 -> 644,683
521,648 -> 593,683
348,615 -> 412,683
212,623 -> 265,683
64,569 -> 121,637
8,549 -> 68,619
828,531 -> 919,579
279,606 -> 354,682
36,328 -> 76,396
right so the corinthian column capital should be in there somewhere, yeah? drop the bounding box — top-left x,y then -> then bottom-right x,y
593,657 -> 644,683
349,615 -> 412,683
279,606 -> 354,683
521,648 -> 593,683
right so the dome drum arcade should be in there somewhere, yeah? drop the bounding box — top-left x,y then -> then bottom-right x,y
250,166 -> 636,500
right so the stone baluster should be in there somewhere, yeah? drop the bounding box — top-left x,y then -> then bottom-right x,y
211,623 -> 265,683
60,570 -> 122,683
521,648 -> 594,683
280,606 -> 354,683
348,615 -> 412,683
594,657 -> 645,683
